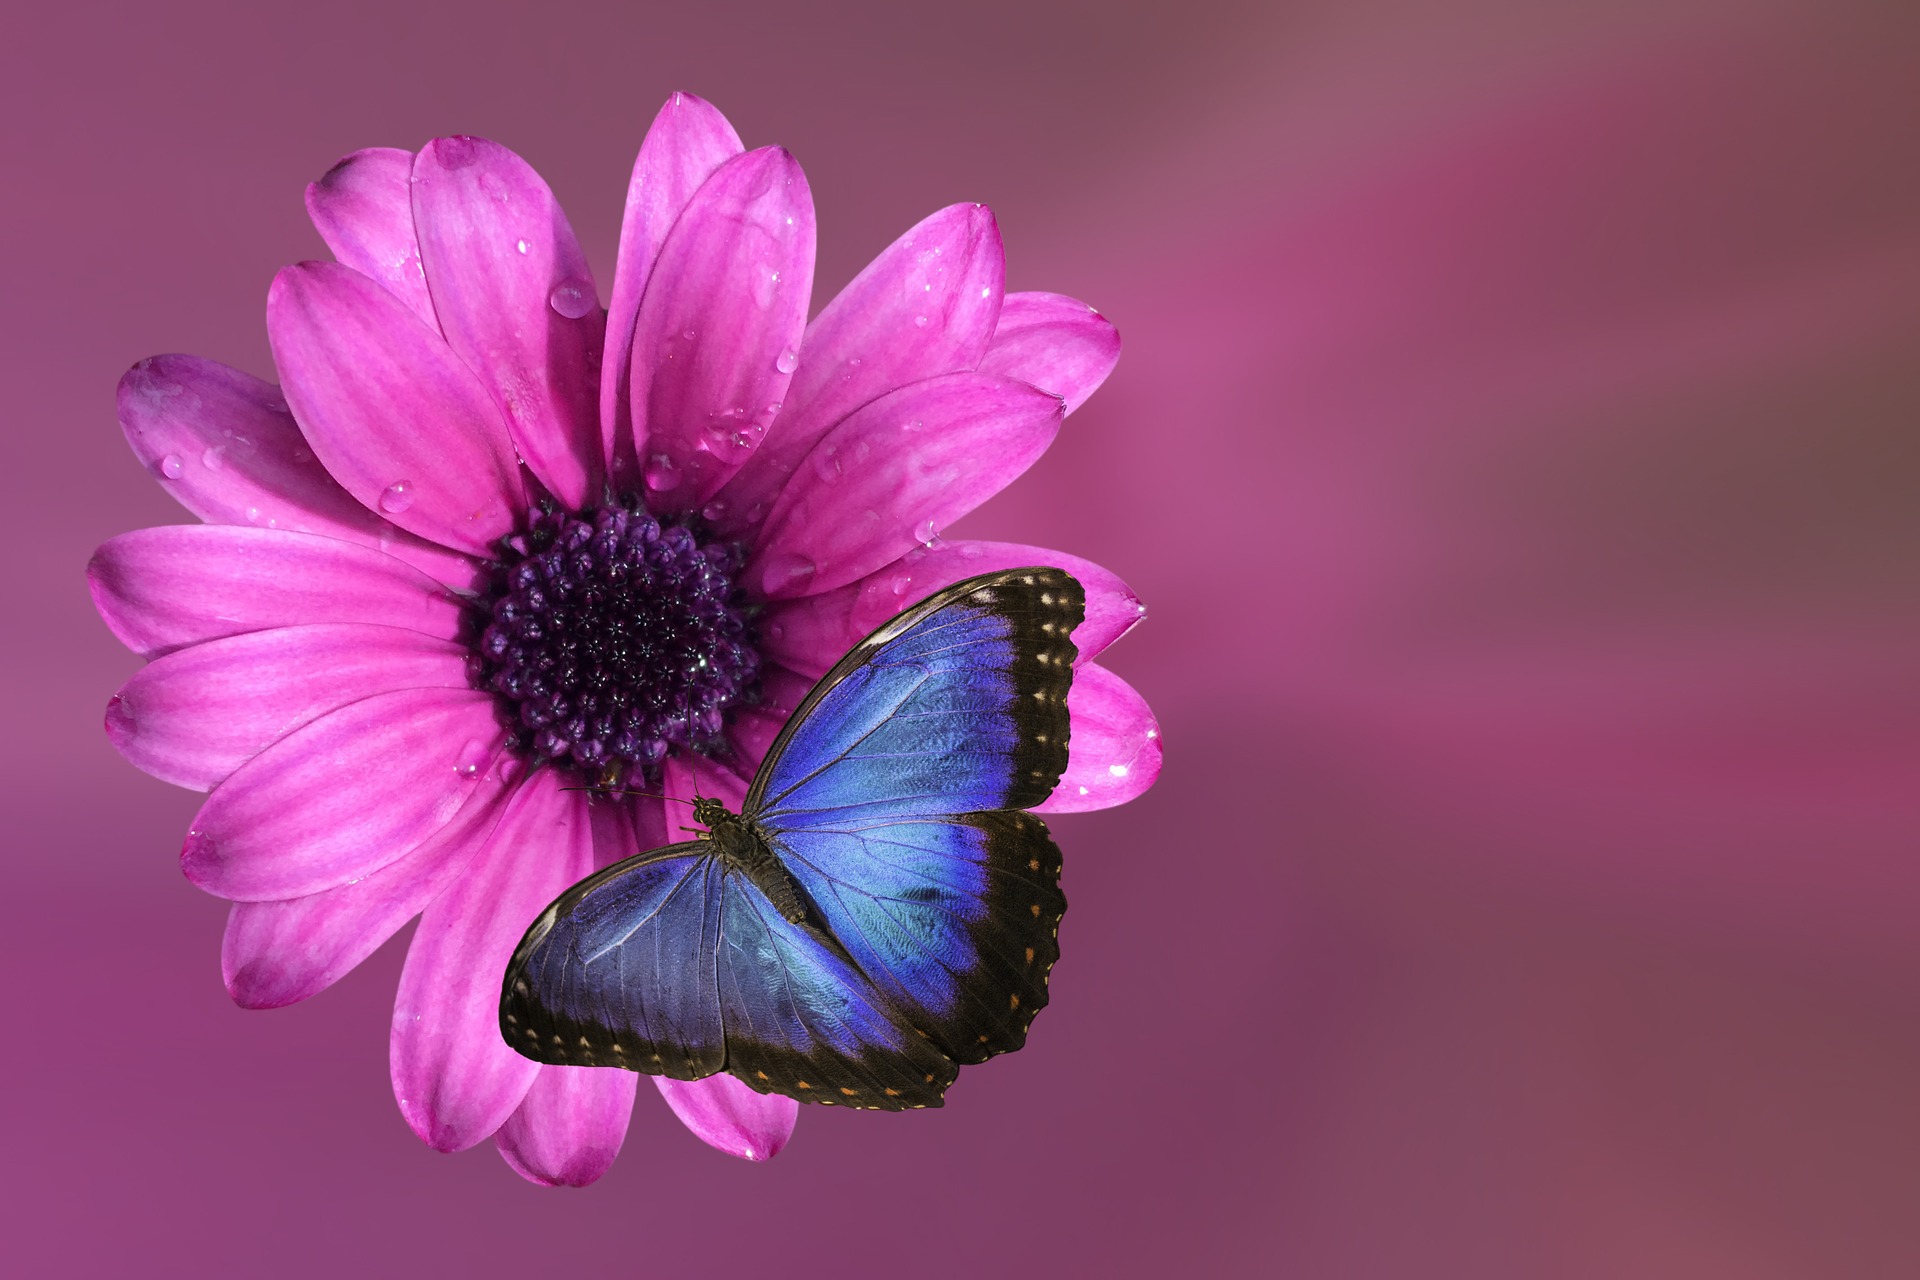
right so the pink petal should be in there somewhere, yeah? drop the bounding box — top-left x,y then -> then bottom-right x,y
1034,664 -> 1163,814
746,373 -> 1062,600
760,540 -> 1146,679
495,1065 -> 638,1187
724,663 -> 811,772
412,136 -> 602,509
107,623 -> 468,791
626,147 -> 815,513
267,260 -> 523,556
715,203 -> 1004,539
976,291 -> 1121,415
602,92 -> 743,479
181,688 -> 504,900
222,754 -> 517,1009
88,526 -> 465,659
117,355 -> 482,591
305,147 -> 439,333
391,770 -> 593,1152
653,1076 -> 797,1162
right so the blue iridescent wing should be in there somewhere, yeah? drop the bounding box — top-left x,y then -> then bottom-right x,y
500,843 -> 727,1080
501,842 -> 956,1108
747,567 -> 1082,1065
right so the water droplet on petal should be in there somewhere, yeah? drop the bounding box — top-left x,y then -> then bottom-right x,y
812,445 -> 842,482
765,401 -> 783,416
889,573 -> 912,596
515,239 -> 530,255
201,445 -> 226,472
157,454 -> 184,480
644,454 -> 681,491
913,519 -> 939,546
456,739 -> 490,777
548,278 -> 594,319
914,314 -> 928,328
702,500 -> 729,521
380,481 -> 415,513
774,347 -> 799,374
245,505 -> 262,524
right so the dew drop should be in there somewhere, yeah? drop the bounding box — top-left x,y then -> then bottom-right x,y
157,454 -> 184,480
456,739 -> 490,777
765,401 -> 783,416
548,278 -> 594,319
380,481 -> 415,513
644,454 -> 681,491
812,445 -> 842,482
201,445 -> 226,472
774,347 -> 799,374
702,500 -> 729,521
245,505 -> 263,524
515,239 -> 530,255
913,519 -> 939,546
914,314 -> 929,328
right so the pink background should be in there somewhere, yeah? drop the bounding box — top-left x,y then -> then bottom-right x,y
7,2 -> 1919,1275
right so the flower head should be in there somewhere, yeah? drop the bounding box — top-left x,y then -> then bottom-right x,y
89,92 -> 1160,1185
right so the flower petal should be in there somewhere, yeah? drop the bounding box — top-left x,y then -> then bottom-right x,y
760,540 -> 1146,679
626,147 -> 815,513
976,291 -> 1120,414
1033,664 -> 1162,813
602,92 -> 743,478
664,750 -> 750,815
117,355 -> 482,590
746,373 -> 1062,600
267,260 -> 523,555
495,1065 -> 638,1187
716,203 -> 1004,539
88,526 -> 465,659
724,663 -> 812,774
305,147 -> 439,333
653,1076 -> 796,1163
391,770 -> 592,1152
221,753 -> 517,1009
181,688 -> 504,900
107,623 -> 468,791
412,136 -> 602,509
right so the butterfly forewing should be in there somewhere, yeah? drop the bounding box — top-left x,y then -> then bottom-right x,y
501,845 -> 727,1079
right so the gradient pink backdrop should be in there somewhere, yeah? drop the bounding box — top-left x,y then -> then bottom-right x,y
6,2 -> 1918,1276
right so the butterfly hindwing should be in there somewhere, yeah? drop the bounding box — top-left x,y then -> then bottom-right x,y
775,809 -> 1065,1063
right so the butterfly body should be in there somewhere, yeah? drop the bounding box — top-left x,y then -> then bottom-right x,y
501,567 -> 1083,1110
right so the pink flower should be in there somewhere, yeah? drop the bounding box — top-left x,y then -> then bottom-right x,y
88,92 -> 1160,1185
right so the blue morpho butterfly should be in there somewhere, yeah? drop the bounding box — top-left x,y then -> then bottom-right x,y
499,566 -> 1084,1110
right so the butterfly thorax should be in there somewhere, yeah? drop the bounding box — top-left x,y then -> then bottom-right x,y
699,801 -> 808,925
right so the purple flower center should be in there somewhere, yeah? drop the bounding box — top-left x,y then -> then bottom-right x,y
473,504 -> 759,784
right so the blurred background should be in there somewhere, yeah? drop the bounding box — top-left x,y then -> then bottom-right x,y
5,1 -> 1917,1275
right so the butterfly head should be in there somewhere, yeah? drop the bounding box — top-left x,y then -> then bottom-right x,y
691,795 -> 735,830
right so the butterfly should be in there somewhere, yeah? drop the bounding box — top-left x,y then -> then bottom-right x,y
499,566 -> 1084,1110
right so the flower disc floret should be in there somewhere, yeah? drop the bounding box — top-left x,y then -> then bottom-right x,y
475,503 -> 758,781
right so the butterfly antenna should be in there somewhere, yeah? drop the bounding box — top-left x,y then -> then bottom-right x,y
559,786 -> 698,807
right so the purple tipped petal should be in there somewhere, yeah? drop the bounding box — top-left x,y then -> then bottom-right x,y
391,771 -> 593,1152
977,291 -> 1121,415
626,147 -> 815,511
222,757 -> 516,1009
88,526 -> 465,659
654,1076 -> 797,1162
603,92 -> 743,477
747,373 -> 1062,600
305,147 -> 439,333
760,540 -> 1146,679
107,623 -> 468,791
412,137 -> 603,509
1034,664 -> 1162,813
117,356 -> 483,591
716,203 -> 1004,538
495,1066 -> 638,1187
181,688 -> 504,901
267,260 -> 523,556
